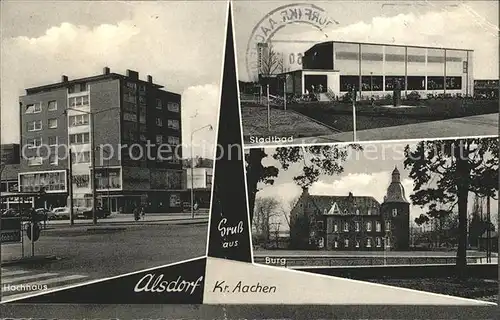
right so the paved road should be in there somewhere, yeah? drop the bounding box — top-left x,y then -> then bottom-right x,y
299,113 -> 499,144
1,223 -> 207,301
42,212 -> 209,227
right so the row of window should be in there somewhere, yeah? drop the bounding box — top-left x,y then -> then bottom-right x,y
26,119 -> 58,132
333,237 -> 389,249
26,151 -> 91,167
339,75 -> 463,91
25,101 -> 57,114
330,220 -> 391,233
155,135 -> 180,145
334,51 -> 463,63
156,100 -> 180,113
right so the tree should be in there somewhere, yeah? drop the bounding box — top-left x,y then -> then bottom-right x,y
404,138 -> 498,278
252,197 -> 281,245
259,44 -> 283,75
245,144 -> 362,223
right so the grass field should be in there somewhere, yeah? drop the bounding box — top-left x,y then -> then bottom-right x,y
242,105 -> 337,141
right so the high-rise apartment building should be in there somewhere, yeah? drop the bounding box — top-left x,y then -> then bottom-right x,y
18,68 -> 183,213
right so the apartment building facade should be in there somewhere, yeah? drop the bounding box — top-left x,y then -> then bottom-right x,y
18,68 -> 183,213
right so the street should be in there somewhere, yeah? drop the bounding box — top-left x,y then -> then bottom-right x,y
1,222 -> 208,301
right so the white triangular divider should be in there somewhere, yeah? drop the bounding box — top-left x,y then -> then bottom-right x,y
203,257 -> 494,305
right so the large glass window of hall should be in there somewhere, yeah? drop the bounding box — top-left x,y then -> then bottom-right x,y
334,42 -> 360,76
360,44 -> 383,91
384,45 -> 406,76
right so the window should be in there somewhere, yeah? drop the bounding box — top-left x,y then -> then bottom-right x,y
361,75 -> 383,91
366,238 -> 372,247
355,208 -> 360,215
156,99 -> 163,109
156,118 -> 163,127
48,100 -> 57,111
73,175 -> 89,188
49,154 -> 58,165
376,237 -> 382,247
139,85 -> 146,93
340,75 -> 360,91
139,114 -> 146,124
48,118 -> 58,129
69,96 -> 89,107
367,208 -> 372,216
25,103 -> 42,114
139,96 -> 146,104
392,208 -> 398,217
355,221 -> 360,232
343,222 -> 349,232
446,76 -> 462,90
27,137 -> 42,149
317,221 -> 324,230
27,156 -> 43,166
48,136 -> 58,146
69,133 -> 90,144
366,221 -> 372,232
69,114 -> 89,127
80,83 -> 88,92
126,82 -> 137,90
167,102 -> 180,112
156,135 -> 163,144
167,136 -> 180,145
385,76 -> 405,91
140,134 -> 147,142
72,151 -> 90,163
344,239 -> 349,248
334,223 -> 338,232
167,119 -> 180,130
376,221 -> 381,232
385,221 -> 391,231
334,240 -> 338,248
385,237 -> 391,248
355,240 -> 360,248
123,112 -> 138,122
407,76 -> 426,90
27,120 -> 42,131
427,76 -> 444,90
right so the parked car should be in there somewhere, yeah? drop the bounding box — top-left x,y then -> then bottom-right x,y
1,208 -> 20,217
35,208 -> 56,220
79,207 -> 110,219
51,207 -> 71,220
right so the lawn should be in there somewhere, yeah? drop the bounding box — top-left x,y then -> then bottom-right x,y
286,98 -> 499,131
366,278 -> 498,303
241,105 -> 338,142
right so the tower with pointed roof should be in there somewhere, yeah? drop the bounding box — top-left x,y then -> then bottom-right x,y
381,166 -> 410,250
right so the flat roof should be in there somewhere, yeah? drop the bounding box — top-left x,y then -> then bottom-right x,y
25,72 -> 167,95
302,40 -> 473,53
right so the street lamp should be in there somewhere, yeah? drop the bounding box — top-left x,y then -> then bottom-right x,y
190,124 -> 213,219
65,106 -> 117,225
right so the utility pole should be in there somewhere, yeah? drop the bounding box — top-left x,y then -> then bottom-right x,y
90,112 -> 97,225
352,86 -> 357,141
267,84 -> 270,130
68,151 -> 74,225
486,196 -> 491,263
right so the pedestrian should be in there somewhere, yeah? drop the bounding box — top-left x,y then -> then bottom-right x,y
140,206 -> 145,220
133,206 -> 140,221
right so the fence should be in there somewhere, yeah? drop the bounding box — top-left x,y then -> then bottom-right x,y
254,255 -> 488,268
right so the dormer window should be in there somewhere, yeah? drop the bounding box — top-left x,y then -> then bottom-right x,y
392,208 -> 398,217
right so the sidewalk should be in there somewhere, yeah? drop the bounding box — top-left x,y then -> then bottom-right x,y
41,212 -> 209,229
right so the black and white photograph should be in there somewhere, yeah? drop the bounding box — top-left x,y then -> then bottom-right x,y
246,138 -> 498,303
234,1 -> 499,146
0,0 -> 225,303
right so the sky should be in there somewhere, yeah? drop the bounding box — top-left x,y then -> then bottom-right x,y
1,1 -> 227,159
255,140 -> 499,231
233,0 -> 499,81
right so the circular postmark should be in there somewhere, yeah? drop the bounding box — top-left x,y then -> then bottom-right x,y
245,3 -> 338,81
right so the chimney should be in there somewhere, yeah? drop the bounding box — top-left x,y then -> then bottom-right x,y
103,67 -> 110,75
147,75 -> 153,83
126,69 -> 139,80
61,75 -> 68,82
